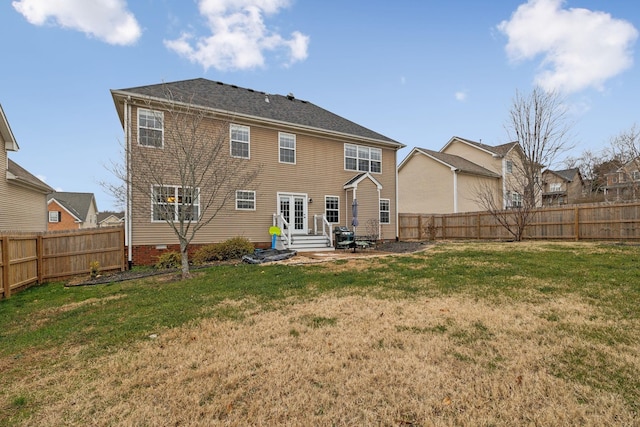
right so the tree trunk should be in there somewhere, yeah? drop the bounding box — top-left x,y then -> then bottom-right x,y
179,239 -> 191,279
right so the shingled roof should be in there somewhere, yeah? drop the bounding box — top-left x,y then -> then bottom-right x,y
415,148 -> 500,178
111,78 -> 403,148
47,192 -> 96,222
449,137 -> 519,157
7,159 -> 53,193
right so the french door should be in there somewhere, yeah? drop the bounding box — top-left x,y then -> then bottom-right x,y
278,193 -> 308,234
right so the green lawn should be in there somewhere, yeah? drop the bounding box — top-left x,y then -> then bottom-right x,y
1,241 -> 639,425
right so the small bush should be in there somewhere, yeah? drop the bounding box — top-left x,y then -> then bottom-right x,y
193,237 -> 254,264
154,251 -> 181,269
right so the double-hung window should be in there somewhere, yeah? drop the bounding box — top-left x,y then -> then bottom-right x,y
379,199 -> 390,224
231,124 -> 250,158
279,132 -> 296,164
236,190 -> 256,210
345,144 -> 382,173
549,183 -> 562,192
138,109 -> 163,147
505,160 -> 513,174
325,196 -> 339,223
511,192 -> 523,208
49,211 -> 61,223
152,185 -> 200,222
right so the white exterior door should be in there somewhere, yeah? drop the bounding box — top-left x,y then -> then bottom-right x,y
278,193 -> 308,234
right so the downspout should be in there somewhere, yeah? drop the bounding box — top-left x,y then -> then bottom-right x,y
452,168 -> 458,213
125,98 -> 133,267
395,153 -> 399,241
502,158 -> 507,209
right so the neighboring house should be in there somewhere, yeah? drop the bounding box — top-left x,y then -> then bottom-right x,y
541,168 -> 585,206
47,192 -> 99,231
98,211 -> 125,227
603,158 -> 640,202
111,78 -> 405,265
398,136 -> 540,214
1,104 -> 53,232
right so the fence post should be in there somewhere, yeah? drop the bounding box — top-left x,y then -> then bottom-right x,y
418,215 -> 423,240
2,237 -> 10,298
477,212 -> 481,239
37,235 -> 43,284
442,216 -> 447,239
574,207 -> 580,241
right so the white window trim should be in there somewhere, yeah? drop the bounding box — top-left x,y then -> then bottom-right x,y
236,190 -> 256,211
325,195 -> 340,224
344,143 -> 382,174
230,124 -> 250,159
137,108 -> 164,148
278,132 -> 296,164
48,211 -> 60,223
380,198 -> 390,224
151,185 -> 200,223
505,160 -> 513,174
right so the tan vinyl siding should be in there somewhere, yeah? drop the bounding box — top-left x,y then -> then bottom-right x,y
457,174 -> 500,213
442,142 -> 503,175
0,181 -> 48,232
129,106 -> 399,246
398,153 -> 455,214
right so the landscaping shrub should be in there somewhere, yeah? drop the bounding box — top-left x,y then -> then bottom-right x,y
193,237 -> 254,263
154,251 -> 182,269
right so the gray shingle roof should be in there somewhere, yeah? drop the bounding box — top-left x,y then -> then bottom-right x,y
112,78 -> 403,147
552,168 -> 580,182
7,159 -> 53,193
419,148 -> 500,178
47,192 -> 95,222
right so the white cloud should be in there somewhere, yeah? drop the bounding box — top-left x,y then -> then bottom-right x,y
497,0 -> 638,93
455,91 -> 467,102
164,0 -> 309,71
12,0 -> 141,46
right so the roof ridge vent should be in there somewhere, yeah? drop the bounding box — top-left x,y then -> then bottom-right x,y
287,93 -> 295,100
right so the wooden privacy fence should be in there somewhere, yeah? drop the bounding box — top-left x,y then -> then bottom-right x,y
400,202 -> 640,241
1,227 -> 125,299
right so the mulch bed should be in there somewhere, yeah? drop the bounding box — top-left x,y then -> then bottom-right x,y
65,241 -> 433,287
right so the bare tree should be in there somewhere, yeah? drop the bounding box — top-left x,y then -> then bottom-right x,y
107,89 -> 261,278
604,124 -> 640,201
476,87 -> 573,241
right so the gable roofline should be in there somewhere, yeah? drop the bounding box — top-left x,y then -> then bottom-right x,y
48,198 -> 82,222
398,147 -> 500,178
543,168 -> 581,183
7,159 -> 53,193
1,104 -> 19,152
343,172 -> 383,190
111,79 -> 405,150
47,192 -> 97,222
441,136 -> 519,158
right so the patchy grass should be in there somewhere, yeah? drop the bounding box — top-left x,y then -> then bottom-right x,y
0,241 -> 639,426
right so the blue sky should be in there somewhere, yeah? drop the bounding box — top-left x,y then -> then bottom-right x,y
1,0 -> 638,212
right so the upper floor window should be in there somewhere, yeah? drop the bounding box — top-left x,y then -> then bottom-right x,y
279,132 -> 296,164
138,109 -> 163,147
505,160 -> 513,174
549,183 -> 562,192
48,211 -> 61,223
632,171 -> 640,181
152,185 -> 199,222
325,196 -> 339,223
345,144 -> 382,173
236,190 -> 256,210
380,199 -> 390,224
231,124 -> 250,158
511,192 -> 523,208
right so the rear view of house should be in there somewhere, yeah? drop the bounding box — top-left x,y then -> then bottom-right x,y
111,78 -> 404,265
1,104 -> 53,232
